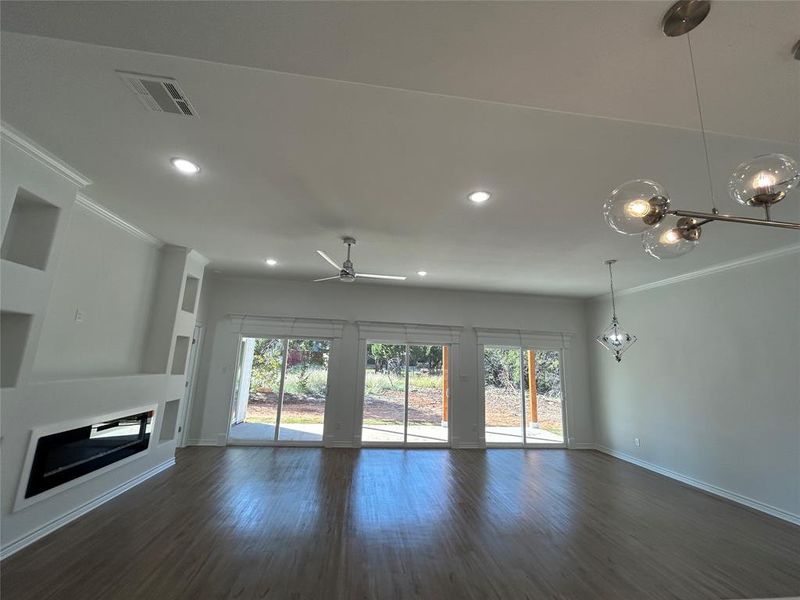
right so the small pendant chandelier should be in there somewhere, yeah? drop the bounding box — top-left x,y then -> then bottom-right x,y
596,260 -> 636,363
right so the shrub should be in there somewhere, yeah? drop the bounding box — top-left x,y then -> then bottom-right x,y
283,368 -> 328,397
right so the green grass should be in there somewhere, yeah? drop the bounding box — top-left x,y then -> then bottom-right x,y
251,367 -> 443,397
364,370 -> 442,394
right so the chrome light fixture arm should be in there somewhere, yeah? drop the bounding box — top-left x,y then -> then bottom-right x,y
667,208 -> 800,231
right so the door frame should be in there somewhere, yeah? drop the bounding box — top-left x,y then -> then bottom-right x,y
478,343 -> 569,449
356,339 -> 455,448
177,324 -> 203,448
225,333 -> 336,447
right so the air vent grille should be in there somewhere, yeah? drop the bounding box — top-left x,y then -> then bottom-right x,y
116,71 -> 197,117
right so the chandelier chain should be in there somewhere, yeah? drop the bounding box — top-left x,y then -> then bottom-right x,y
687,32 -> 718,213
608,261 -> 617,320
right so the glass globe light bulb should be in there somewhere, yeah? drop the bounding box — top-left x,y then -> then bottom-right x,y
643,217 -> 700,260
660,228 -> 682,245
625,198 -> 652,218
751,171 -> 776,189
728,153 -> 799,207
604,179 -> 670,235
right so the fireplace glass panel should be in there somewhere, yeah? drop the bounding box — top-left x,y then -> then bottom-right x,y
25,410 -> 154,499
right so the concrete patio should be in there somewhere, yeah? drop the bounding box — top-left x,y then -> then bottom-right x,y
229,421 -> 563,445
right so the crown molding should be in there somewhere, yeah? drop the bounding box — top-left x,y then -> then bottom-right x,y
187,249 -> 210,267
75,194 -> 162,247
593,243 -> 800,301
1,123 -> 91,187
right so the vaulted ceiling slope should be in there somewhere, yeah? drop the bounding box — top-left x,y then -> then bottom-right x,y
1,2 -> 798,296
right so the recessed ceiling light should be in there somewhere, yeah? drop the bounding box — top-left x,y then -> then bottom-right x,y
468,191 -> 491,203
170,157 -> 200,175
417,271 -> 427,277
265,258 -> 278,267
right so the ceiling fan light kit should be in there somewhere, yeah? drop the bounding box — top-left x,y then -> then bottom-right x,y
604,1 -> 800,260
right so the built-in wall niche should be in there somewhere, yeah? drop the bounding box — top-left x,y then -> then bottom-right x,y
181,275 -> 200,314
171,335 -> 190,375
1,311 -> 33,388
159,399 -> 180,443
1,188 -> 60,271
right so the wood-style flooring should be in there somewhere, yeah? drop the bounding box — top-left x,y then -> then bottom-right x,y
2,448 -> 799,599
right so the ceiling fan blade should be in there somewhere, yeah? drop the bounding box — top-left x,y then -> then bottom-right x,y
356,273 -> 407,280
316,250 -> 341,271
313,276 -> 340,282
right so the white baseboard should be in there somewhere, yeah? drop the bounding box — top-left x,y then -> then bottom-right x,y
0,458 -> 175,561
186,439 -> 223,446
452,442 -> 483,449
325,441 -> 358,448
569,442 -> 595,450
594,445 -> 800,527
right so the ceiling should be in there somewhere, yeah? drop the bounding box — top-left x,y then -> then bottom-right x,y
2,1 -> 798,296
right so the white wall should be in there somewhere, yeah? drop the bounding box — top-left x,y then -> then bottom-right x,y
587,249 -> 800,520
30,203 -> 160,380
190,276 -> 594,448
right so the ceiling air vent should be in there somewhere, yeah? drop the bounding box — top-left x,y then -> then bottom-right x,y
116,71 -> 197,117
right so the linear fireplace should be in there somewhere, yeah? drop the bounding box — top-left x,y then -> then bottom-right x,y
16,407 -> 155,508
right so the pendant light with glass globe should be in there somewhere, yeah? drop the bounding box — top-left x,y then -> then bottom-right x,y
604,1 -> 800,260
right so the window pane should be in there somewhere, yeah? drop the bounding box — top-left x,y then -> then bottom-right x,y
229,337 -> 283,442
525,350 -> 564,445
362,343 -> 406,443
406,345 -> 448,444
484,346 -> 523,444
278,339 -> 329,442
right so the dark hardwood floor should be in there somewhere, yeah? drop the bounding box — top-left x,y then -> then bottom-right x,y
2,448 -> 799,600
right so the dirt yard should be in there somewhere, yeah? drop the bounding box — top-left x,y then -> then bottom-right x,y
485,388 -> 563,433
245,391 -> 324,424
246,387 -> 562,433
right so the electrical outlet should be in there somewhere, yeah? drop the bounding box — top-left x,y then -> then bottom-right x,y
634,437 -> 641,448
74,309 -> 85,323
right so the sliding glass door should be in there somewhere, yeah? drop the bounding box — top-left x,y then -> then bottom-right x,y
229,337 -> 330,444
484,345 -> 565,446
362,342 -> 449,446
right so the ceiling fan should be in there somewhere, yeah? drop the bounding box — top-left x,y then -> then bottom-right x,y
314,237 -> 407,283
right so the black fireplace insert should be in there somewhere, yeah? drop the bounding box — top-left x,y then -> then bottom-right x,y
25,410 -> 154,499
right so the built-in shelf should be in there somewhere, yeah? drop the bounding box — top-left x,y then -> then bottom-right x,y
159,399 -> 180,442
171,336 -> 190,375
1,311 -> 33,388
1,188 -> 60,271
181,275 -> 200,314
